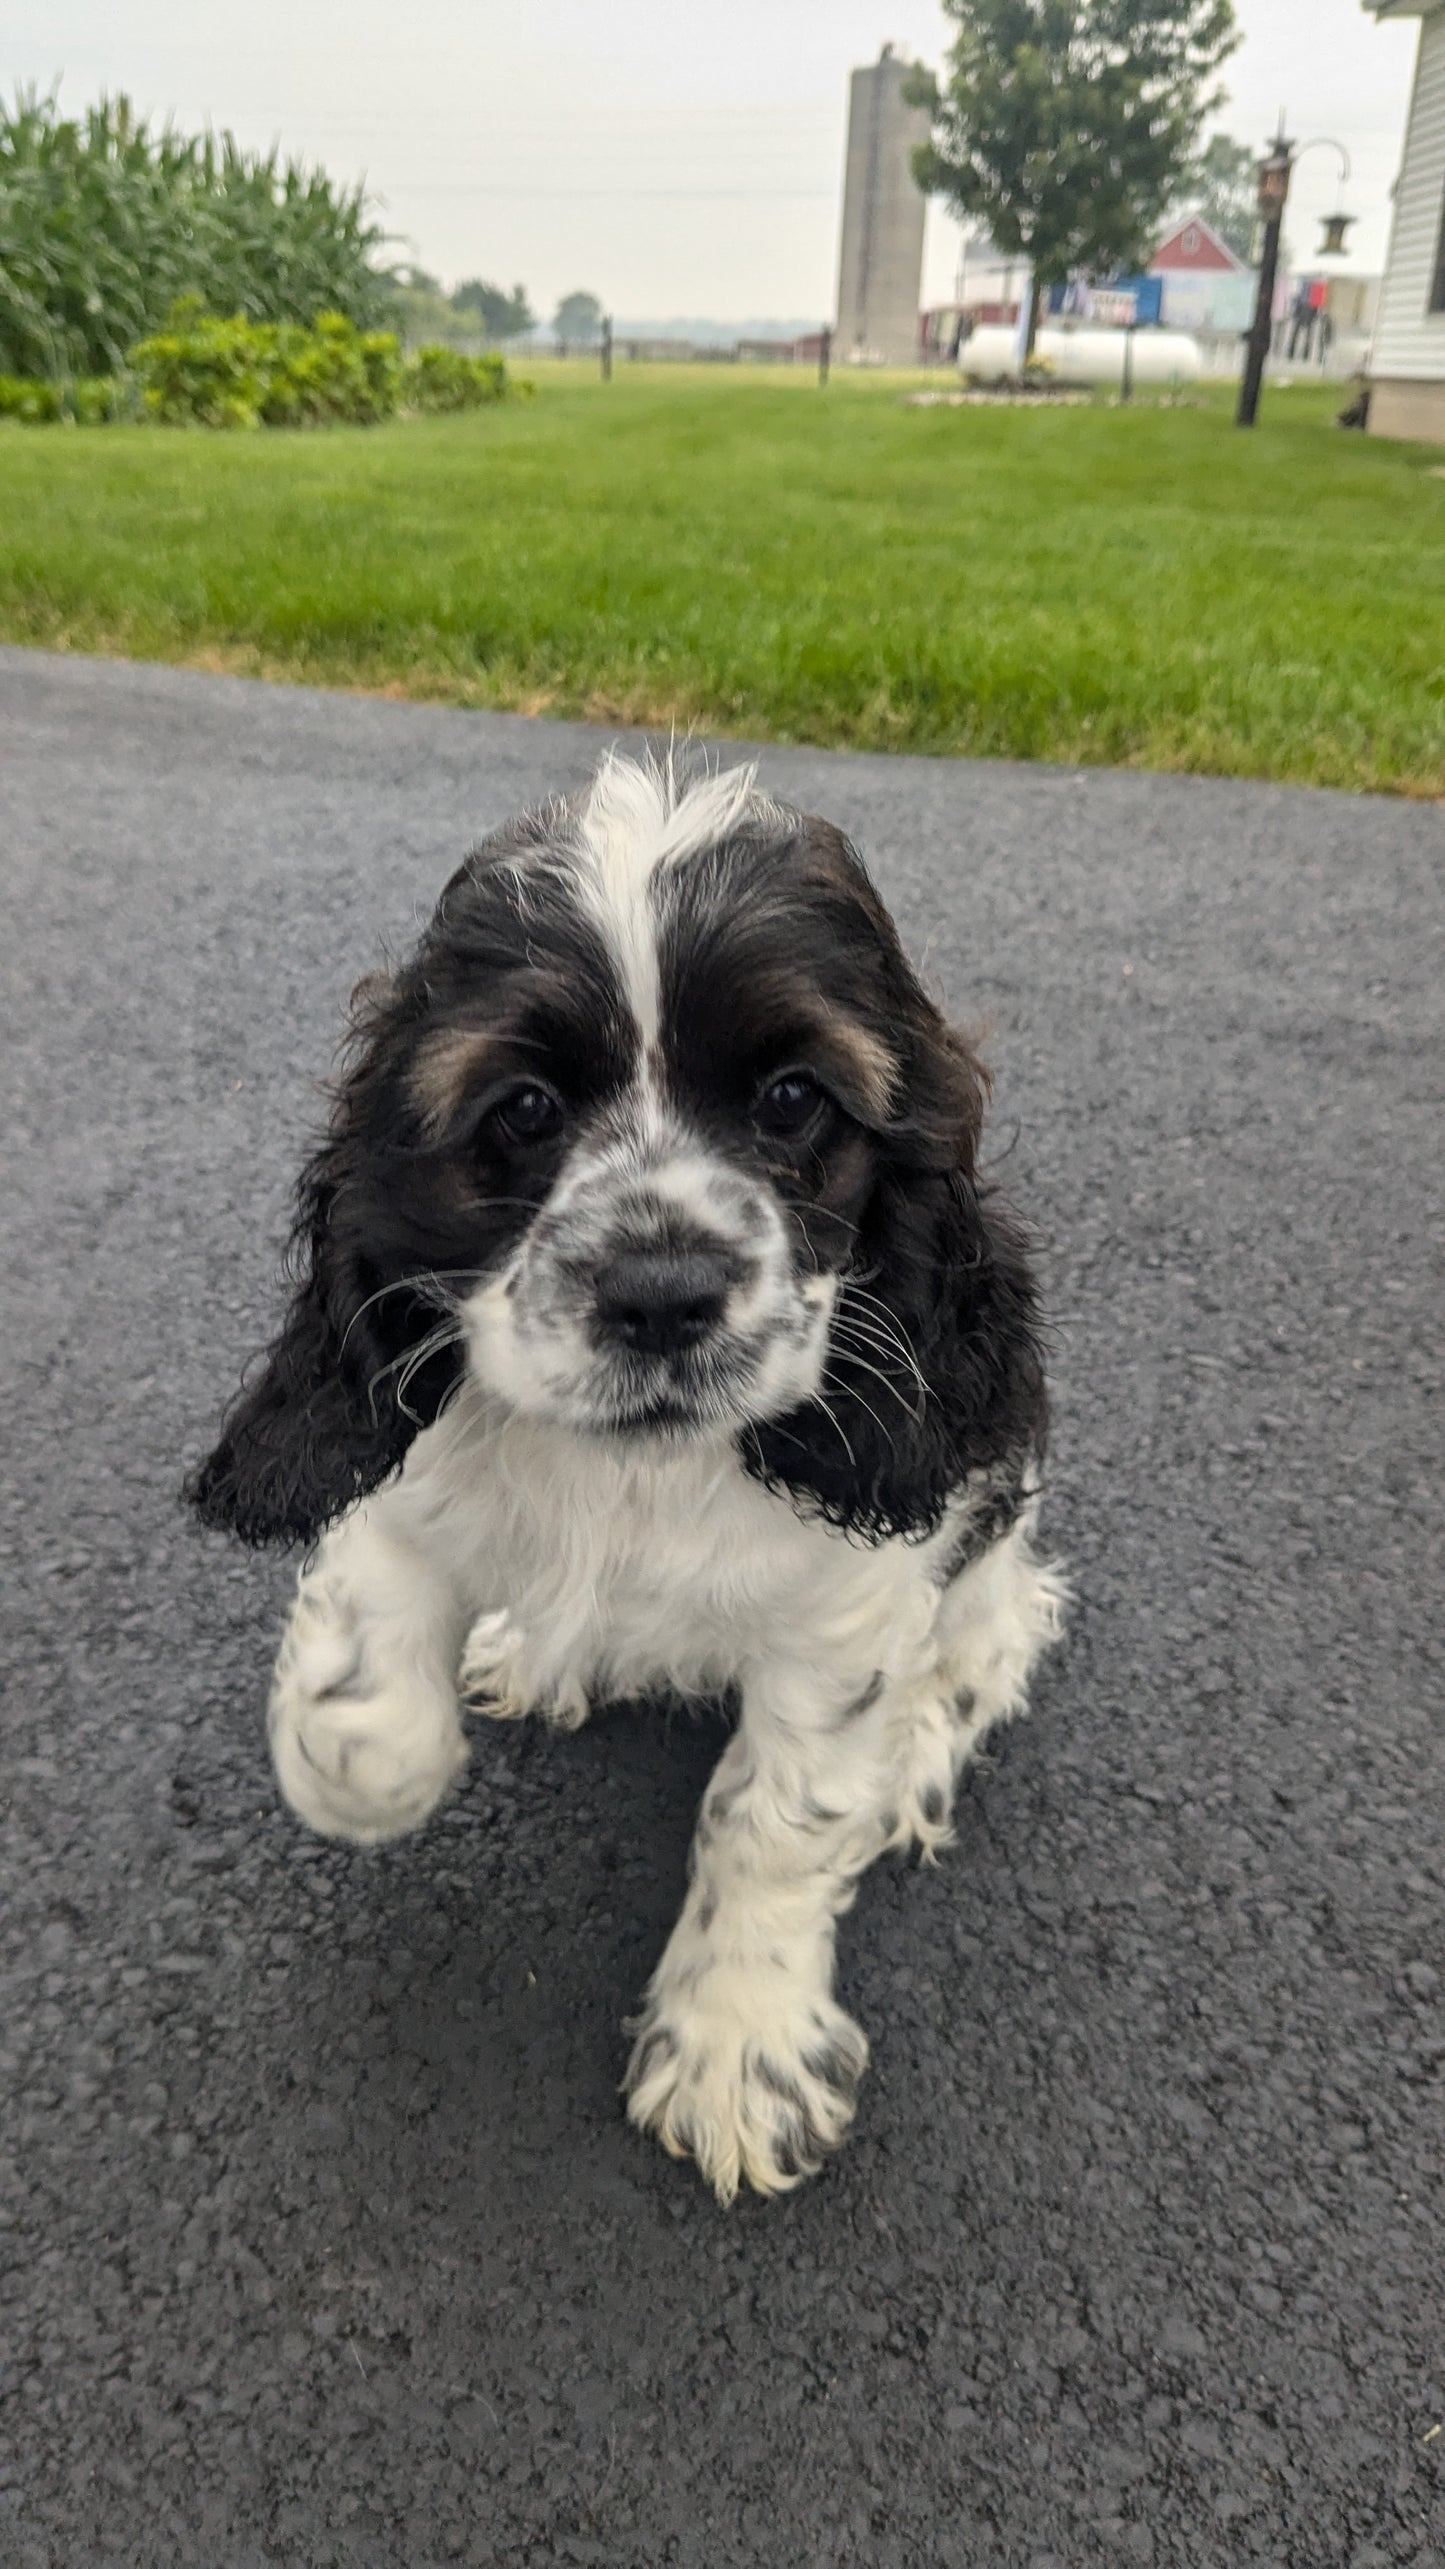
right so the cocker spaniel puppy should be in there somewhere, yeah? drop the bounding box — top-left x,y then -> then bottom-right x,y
190,754 -> 1064,2202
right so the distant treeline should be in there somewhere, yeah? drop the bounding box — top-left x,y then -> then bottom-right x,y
386,268 -> 535,351
385,277 -> 607,354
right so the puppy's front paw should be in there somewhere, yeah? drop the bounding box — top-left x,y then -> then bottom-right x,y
624,1969 -> 869,2205
270,1630 -> 466,1845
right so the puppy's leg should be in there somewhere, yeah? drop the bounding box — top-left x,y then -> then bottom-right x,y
269,1500 -> 470,1844
626,1524 -> 1067,2199
624,1655 -> 906,2203
897,1512 -> 1067,1853
945,1512 -> 1067,1742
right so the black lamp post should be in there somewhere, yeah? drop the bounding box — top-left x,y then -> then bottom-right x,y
1237,130 -> 1353,430
1237,131 -> 1294,429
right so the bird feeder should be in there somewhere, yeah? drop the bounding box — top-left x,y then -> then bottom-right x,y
1318,210 -> 1355,257
1256,149 -> 1293,217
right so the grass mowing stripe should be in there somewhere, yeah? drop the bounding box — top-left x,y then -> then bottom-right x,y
1,366 -> 1441,794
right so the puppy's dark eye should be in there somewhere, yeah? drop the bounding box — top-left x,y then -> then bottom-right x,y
492,1084 -> 564,1147
754,1073 -> 826,1140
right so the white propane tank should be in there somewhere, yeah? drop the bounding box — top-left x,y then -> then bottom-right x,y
960,324 -> 1202,388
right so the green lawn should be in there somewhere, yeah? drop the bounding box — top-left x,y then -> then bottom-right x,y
2,365 -> 1441,793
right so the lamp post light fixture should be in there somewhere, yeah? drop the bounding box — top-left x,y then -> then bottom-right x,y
1236,129 -> 1353,430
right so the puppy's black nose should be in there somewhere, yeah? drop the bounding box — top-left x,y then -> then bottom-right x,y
594,1249 -> 731,1357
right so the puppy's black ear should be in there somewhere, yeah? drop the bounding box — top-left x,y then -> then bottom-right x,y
185,1255 -> 419,1550
745,1024 -> 1046,1542
186,981 -> 461,1548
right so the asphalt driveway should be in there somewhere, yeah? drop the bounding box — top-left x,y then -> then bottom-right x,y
2,648 -> 1441,2568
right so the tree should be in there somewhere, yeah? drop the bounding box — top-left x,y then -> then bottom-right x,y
450,278 -> 534,341
910,1 -> 1238,360
553,290 -> 604,351
373,264 -> 465,352
1182,132 -> 1258,261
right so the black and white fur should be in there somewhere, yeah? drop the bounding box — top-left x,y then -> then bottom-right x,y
190,754 -> 1064,2203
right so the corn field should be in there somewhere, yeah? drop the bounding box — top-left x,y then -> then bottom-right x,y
0,88 -> 387,380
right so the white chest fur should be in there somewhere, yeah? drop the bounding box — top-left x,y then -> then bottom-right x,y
390,1392 -> 929,1721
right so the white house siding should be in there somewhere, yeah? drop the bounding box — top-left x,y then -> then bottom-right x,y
1371,6 -> 1445,436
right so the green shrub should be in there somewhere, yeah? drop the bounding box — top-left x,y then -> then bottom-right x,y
0,372 -> 123,423
130,305 -> 402,427
256,313 -> 401,426
402,345 -> 508,413
131,308 -> 268,426
2,312 -> 524,428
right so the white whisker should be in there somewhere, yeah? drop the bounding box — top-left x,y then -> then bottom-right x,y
821,1367 -> 899,1460
834,1280 -> 930,1410
365,1318 -> 464,1424
827,1333 -> 928,1427
808,1387 -> 858,1470
830,1308 -> 929,1413
340,1268 -> 474,1352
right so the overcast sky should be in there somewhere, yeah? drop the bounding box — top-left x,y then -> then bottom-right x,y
8,0 -> 1423,318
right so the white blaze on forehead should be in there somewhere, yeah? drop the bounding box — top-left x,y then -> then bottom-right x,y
571,751 -> 775,1046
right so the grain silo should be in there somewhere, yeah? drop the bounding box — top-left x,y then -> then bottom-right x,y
834,44 -> 931,365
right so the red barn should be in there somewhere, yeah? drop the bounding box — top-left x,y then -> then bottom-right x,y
1148,213 -> 1252,331
1150,214 -> 1247,273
